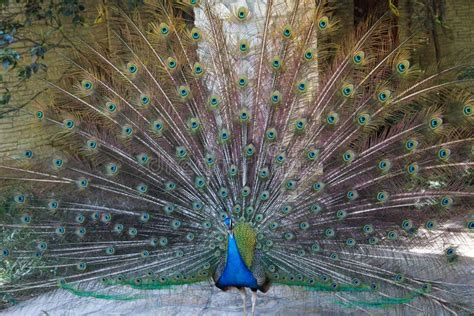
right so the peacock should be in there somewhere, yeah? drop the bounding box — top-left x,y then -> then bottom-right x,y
1,0 -> 473,314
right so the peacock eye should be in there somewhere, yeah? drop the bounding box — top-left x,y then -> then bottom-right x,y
128,227 -> 138,237
336,210 -> 347,219
127,63 -> 138,74
56,226 -> 65,235
353,51 -> 365,64
429,117 -> 443,130
122,125 -> 133,136
348,238 -> 357,247
76,227 -> 86,236
406,163 -> 418,175
352,278 -> 361,286
377,90 -> 391,103
160,23 -> 170,35
107,102 -> 117,112
304,50 -> 314,61
271,56 -> 282,70
114,224 -> 124,233
81,80 -> 93,90
388,231 -> 398,240
318,16 -> 329,30
140,95 -> 150,105
326,112 -> 339,125
64,119 -> 75,129
266,129 -> 276,141
285,180 -> 296,190
425,220 -> 436,230
87,140 -> 97,149
467,221 -> 474,230
283,26 -> 292,38
21,214 -> 31,223
342,150 -> 355,162
271,91 -> 281,104
15,194 -> 25,203
377,191 -> 388,201
341,84 -> 354,97
236,7 -> 249,20
241,187 -> 250,197
405,139 -> 418,151
23,150 -> 33,158
54,159 -> 64,168
37,241 -> 47,251
245,145 -> 255,157
440,196 -> 453,207
192,201 -> 203,211
77,262 -> 87,271
238,77 -> 248,87
191,28 -> 201,40
229,165 -> 238,176
324,228 -> 335,237
137,183 -> 148,193
401,219 -> 413,230
463,105 -> 472,116
396,60 -> 410,74
394,274 -> 404,283
363,224 -> 373,233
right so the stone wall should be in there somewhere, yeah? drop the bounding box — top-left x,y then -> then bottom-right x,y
0,3 -> 71,159
438,0 -> 474,60
398,0 -> 474,67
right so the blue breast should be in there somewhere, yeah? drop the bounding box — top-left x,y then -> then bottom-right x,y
216,234 -> 258,289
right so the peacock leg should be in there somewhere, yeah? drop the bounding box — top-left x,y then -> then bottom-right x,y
251,290 -> 257,316
239,287 -> 247,315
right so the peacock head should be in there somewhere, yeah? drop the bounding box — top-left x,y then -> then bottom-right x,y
224,216 -> 233,231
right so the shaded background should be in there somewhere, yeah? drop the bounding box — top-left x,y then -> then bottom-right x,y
1,0 -> 473,158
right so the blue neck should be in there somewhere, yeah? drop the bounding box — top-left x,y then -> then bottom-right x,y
216,234 -> 258,289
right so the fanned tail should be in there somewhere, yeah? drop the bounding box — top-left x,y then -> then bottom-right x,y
1,0 -> 473,313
